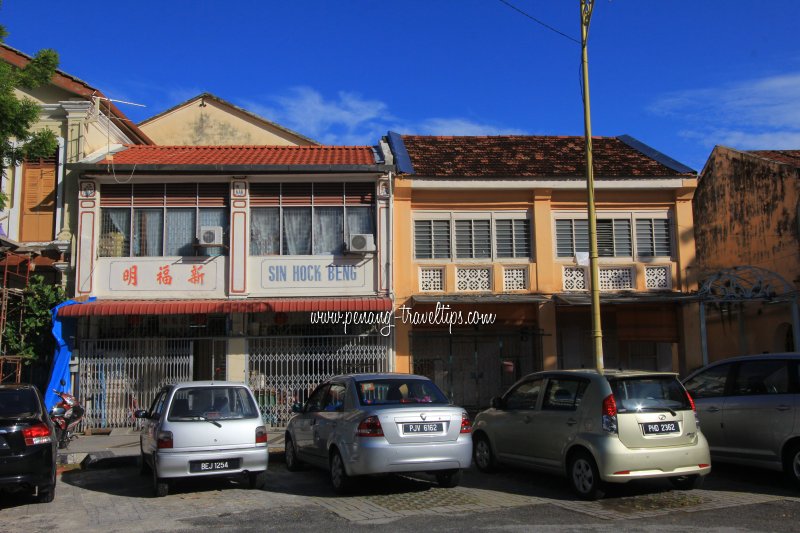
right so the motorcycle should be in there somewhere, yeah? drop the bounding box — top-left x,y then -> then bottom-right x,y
49,380 -> 85,449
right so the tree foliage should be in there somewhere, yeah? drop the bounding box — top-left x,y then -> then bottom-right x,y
0,1 -> 60,210
3,275 -> 66,361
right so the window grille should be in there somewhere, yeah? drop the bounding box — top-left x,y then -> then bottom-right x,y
563,267 -> 587,291
456,268 -> 491,291
645,265 -> 671,289
599,267 -> 634,290
420,268 -> 444,291
414,220 -> 451,259
503,267 -> 527,291
496,219 -> 531,258
636,218 -> 672,257
455,220 -> 491,259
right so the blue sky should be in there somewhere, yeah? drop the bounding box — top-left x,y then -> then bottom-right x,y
3,1 -> 798,171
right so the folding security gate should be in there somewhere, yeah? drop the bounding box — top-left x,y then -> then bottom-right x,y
78,338 -> 194,429
248,334 -> 391,428
411,329 -> 541,414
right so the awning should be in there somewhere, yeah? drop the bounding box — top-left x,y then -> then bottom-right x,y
411,294 -> 550,305
56,297 -> 393,317
553,292 -> 699,306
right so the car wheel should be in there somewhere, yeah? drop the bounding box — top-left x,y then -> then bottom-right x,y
473,434 -> 496,473
248,470 -> 267,490
152,463 -> 169,497
568,451 -> 604,500
35,487 -> 55,503
285,436 -> 302,472
669,475 -> 704,490
329,449 -> 351,494
784,442 -> 800,487
435,469 -> 462,488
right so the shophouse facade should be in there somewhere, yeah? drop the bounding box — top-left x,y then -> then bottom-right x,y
388,133 -> 702,411
61,143 -> 393,428
694,146 -> 799,362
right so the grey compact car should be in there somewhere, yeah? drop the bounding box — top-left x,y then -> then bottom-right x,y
473,369 -> 711,499
136,381 -> 269,497
284,373 -> 473,493
683,353 -> 800,487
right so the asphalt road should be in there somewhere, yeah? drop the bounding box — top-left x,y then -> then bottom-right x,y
1,453 -> 799,532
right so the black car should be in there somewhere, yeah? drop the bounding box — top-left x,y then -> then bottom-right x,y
0,384 -> 57,503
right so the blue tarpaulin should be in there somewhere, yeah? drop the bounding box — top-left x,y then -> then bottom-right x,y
45,298 -> 94,410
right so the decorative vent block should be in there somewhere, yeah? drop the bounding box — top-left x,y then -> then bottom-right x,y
645,266 -> 671,289
456,268 -> 491,291
599,267 -> 634,290
419,268 -> 444,292
563,267 -> 587,291
503,267 -> 527,291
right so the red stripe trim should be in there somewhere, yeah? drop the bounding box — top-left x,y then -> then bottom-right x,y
56,297 -> 392,317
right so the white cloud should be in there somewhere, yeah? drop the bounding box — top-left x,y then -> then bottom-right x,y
242,87 -> 526,144
650,73 -> 800,150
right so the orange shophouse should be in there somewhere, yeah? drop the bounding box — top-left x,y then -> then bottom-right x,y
386,133 -> 702,412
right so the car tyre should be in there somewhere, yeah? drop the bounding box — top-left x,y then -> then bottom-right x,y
152,463 -> 169,497
330,449 -> 351,494
568,451 -> 604,500
285,435 -> 302,472
435,469 -> 462,488
473,434 -> 497,473
784,442 -> 800,487
668,475 -> 704,490
35,487 -> 55,503
248,470 -> 268,490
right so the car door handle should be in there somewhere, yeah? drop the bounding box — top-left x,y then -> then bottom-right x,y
777,405 -> 791,411
566,418 -> 577,426
706,407 -> 720,413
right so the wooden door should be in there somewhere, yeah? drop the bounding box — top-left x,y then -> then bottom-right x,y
20,158 -> 56,242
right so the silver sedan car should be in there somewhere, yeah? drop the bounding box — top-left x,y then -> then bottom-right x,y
284,373 -> 472,493
136,381 -> 269,497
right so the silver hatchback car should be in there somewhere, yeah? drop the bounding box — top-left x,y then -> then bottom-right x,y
473,370 -> 711,499
683,353 -> 800,487
284,373 -> 473,493
136,381 -> 269,497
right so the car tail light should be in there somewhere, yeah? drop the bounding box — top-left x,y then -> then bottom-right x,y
356,416 -> 384,437
22,423 -> 52,446
157,430 -> 173,449
699,463 -> 710,468
686,390 -> 700,428
256,426 -> 268,444
602,394 -> 618,434
460,412 -> 472,434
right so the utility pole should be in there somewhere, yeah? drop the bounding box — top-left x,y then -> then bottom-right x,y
580,0 -> 604,372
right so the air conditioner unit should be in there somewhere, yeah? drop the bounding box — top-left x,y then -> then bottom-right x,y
348,233 -> 376,253
199,226 -> 224,246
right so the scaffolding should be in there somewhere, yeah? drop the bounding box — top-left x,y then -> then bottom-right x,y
0,248 -> 33,383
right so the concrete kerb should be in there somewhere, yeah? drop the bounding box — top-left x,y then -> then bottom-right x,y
57,428 -> 286,469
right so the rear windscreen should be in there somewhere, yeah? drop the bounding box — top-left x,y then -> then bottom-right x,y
168,386 -> 258,420
607,377 -> 692,413
357,379 -> 449,406
0,389 -> 40,418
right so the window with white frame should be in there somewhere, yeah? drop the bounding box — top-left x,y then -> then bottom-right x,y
555,213 -> 671,259
249,182 -> 374,256
99,183 -> 228,257
413,212 -> 531,260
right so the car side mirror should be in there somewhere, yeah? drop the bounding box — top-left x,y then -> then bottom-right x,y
133,409 -> 149,419
490,396 -> 505,409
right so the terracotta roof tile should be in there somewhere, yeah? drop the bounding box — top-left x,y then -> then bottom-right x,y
400,135 -> 693,178
96,145 -> 377,166
747,150 -> 800,169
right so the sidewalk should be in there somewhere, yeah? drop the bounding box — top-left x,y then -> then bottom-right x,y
58,428 -> 286,468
